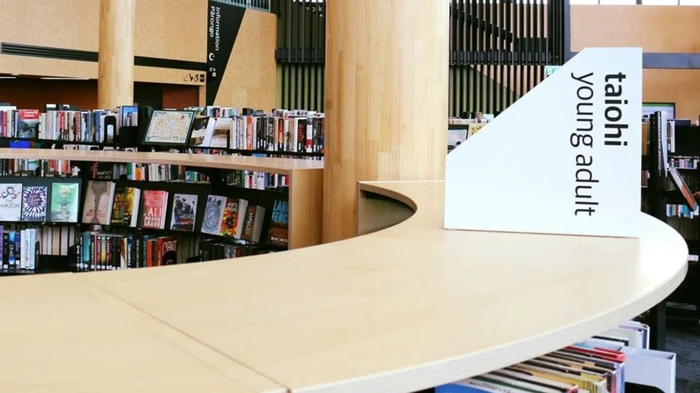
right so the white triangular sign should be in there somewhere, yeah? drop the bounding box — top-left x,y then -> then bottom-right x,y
445,47 -> 642,238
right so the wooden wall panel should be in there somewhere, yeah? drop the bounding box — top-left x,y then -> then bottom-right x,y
0,55 -> 96,80
0,0 -> 99,51
643,69 -> 700,120
0,0 -> 206,84
0,0 -> 206,62
572,5 -> 700,120
163,85 -> 201,109
0,79 -> 97,110
323,0 -> 449,242
571,5 -> 700,53
0,79 -> 201,111
213,10 -> 277,111
134,0 -> 207,62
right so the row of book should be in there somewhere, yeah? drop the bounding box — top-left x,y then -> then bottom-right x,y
0,104 -> 327,154
198,237 -> 273,261
0,225 -> 74,257
74,232 -> 176,272
186,107 -> 324,152
226,170 -> 290,191
92,162 -> 210,184
185,110 -> 325,153
447,121 -> 491,149
0,182 -> 80,223
0,106 -> 138,143
0,228 -> 40,273
200,195 -> 267,244
669,156 -> 699,170
84,182 -> 170,230
0,156 -> 74,177
0,175 -> 290,243
439,320 -> 675,393
666,203 -> 698,218
72,231 -> 281,272
91,162 -> 291,191
85,181 -> 290,246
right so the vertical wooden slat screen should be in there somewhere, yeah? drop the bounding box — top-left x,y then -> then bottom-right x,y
273,0 -> 568,115
274,0 -> 325,111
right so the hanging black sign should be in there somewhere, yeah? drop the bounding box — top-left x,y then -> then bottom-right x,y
206,1 -> 245,105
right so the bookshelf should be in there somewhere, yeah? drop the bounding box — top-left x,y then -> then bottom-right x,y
644,116 -> 700,323
0,180 -> 686,393
0,148 -> 323,250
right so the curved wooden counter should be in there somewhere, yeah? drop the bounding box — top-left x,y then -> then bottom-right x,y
0,150 -> 687,393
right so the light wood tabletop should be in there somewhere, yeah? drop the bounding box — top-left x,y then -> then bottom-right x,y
75,180 -> 687,393
0,273 -> 284,393
0,148 -> 323,174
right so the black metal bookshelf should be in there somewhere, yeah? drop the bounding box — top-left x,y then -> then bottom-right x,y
644,115 -> 700,349
0,137 -> 294,275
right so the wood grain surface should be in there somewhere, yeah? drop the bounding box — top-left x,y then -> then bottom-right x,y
322,0 -> 449,243
79,180 -> 687,393
0,149 -> 322,174
98,0 -> 136,109
0,273 -> 284,393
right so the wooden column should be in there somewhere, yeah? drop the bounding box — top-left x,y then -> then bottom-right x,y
97,0 -> 136,109
322,0 -> 449,243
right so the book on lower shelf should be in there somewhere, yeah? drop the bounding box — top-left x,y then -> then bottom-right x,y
75,232 -> 178,271
437,320 -> 675,393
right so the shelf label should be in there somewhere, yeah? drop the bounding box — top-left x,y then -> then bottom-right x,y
445,47 -> 642,238
544,65 -> 560,77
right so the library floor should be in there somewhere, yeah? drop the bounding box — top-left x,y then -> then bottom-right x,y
667,313 -> 700,392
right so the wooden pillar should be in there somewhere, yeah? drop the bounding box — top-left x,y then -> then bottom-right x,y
97,0 -> 136,109
322,0 -> 449,242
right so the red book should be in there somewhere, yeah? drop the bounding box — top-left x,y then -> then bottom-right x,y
140,190 -> 168,229
158,236 -> 177,266
564,345 -> 626,362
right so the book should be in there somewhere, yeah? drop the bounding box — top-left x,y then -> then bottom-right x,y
201,195 -> 227,235
139,190 -> 168,230
170,194 -> 198,232
111,186 -> 128,225
15,109 -> 41,139
50,182 -> 80,223
241,204 -> 266,243
82,181 -> 116,225
158,236 -> 177,265
189,116 -> 213,147
0,183 -> 23,222
268,199 -> 289,247
220,197 -> 247,237
122,187 -> 141,228
21,185 -> 48,222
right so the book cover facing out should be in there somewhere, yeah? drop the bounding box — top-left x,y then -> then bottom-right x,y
170,194 -> 198,232
0,184 -> 23,222
21,186 -> 47,222
51,183 -> 80,223
445,47 -> 642,238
